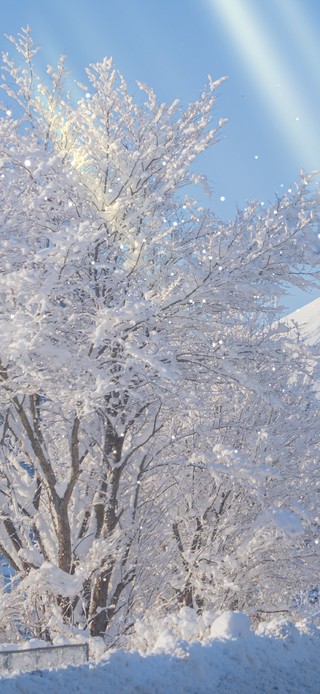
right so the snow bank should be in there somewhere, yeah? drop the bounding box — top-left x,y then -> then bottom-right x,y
0,611 -> 319,693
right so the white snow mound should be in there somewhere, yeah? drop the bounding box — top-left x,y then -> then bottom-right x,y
0,611 -> 320,693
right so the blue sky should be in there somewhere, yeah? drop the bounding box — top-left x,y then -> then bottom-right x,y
1,0 -> 320,312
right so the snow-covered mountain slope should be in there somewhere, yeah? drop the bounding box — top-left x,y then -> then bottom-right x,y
285,296 -> 320,345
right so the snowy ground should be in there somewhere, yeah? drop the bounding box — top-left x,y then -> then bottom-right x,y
0,611 -> 320,693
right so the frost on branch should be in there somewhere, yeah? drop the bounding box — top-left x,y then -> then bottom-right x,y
0,29 -> 320,645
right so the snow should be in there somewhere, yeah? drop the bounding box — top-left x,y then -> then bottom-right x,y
1,612 -> 320,693
20,563 -> 84,599
270,507 -> 305,536
286,296 -> 320,345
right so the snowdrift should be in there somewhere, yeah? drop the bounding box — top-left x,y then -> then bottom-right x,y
0,611 -> 320,693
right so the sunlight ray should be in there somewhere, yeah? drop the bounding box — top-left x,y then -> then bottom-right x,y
271,0 -> 320,90
203,0 -> 319,172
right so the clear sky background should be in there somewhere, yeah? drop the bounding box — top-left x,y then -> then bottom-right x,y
1,0 -> 320,313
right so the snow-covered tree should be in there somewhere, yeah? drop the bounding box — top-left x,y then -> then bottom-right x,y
165,358 -> 320,618
0,28 -> 320,644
